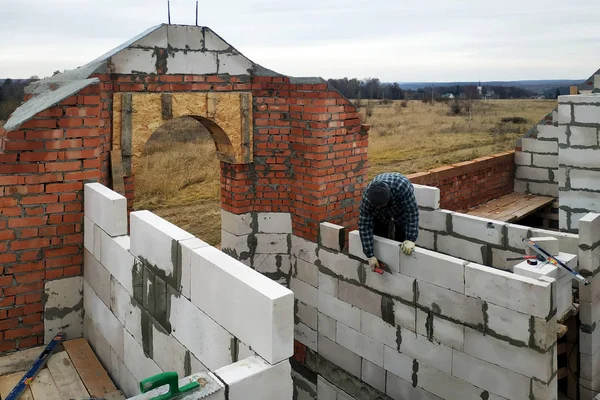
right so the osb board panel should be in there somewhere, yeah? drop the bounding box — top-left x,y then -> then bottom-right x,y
112,92 -> 252,172
112,93 -> 122,151
172,93 -> 208,118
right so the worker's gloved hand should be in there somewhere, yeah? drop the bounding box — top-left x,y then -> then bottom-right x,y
368,257 -> 380,271
401,240 -> 415,255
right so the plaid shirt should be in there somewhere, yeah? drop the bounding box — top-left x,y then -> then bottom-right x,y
358,173 -> 419,258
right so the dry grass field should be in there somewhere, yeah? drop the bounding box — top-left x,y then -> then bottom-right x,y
133,99 -> 555,245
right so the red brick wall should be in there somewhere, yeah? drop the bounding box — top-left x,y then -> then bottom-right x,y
0,73 -> 366,352
407,151 -> 515,212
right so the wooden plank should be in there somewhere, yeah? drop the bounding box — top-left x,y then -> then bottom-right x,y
29,368 -> 61,400
46,351 -> 89,399
489,196 -> 555,222
0,346 -> 43,376
467,192 -> 523,215
110,150 -> 126,196
161,93 -> 173,120
0,371 -> 34,400
63,338 -> 117,398
121,93 -> 133,176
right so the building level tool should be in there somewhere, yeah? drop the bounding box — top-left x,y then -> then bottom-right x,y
522,238 -> 590,285
3,332 -> 65,400
137,371 -> 224,400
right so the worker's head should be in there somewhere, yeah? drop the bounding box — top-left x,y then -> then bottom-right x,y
366,182 -> 391,208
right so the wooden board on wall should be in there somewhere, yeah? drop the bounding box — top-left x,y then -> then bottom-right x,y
111,150 -> 126,195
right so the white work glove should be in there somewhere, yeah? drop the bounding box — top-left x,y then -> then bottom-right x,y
368,257 -> 380,271
401,240 -> 415,255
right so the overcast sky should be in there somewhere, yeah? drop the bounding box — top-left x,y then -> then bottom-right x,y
2,0 -> 600,82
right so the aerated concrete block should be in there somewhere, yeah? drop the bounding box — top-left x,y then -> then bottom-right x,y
256,212 -> 292,233
401,248 -> 465,293
255,254 -> 290,275
537,125 -> 567,143
130,210 -> 194,280
110,278 -> 143,346
560,148 -> 600,168
436,234 -> 485,264
514,151 -> 532,166
215,357 -> 292,400
317,376 -> 338,400
465,262 -> 552,318
533,154 -> 559,169
336,323 -> 384,367
452,349 -> 530,399
84,250 -> 111,308
221,210 -> 253,235
110,348 -> 140,398
383,345 -> 413,382
417,280 -> 484,326
572,170 -> 600,192
318,291 -> 361,331
464,327 -> 554,381
318,312 -> 336,342
318,271 -> 338,297
417,229 -> 435,250
318,335 -> 361,377
295,322 -> 317,351
84,183 -> 127,236
320,222 -> 345,251
112,48 -> 156,75
490,248 -> 524,271
484,302 -> 530,344
255,233 -> 288,254
291,277 -> 318,308
44,276 -> 83,344
528,182 -> 559,197
415,309 -> 464,351
362,359 -> 386,393
570,126 -> 598,147
294,257 -> 318,287
99,233 -> 134,295
152,324 -> 188,377
292,235 -> 319,264
398,327 -> 453,374
190,246 -> 294,364
338,280 -> 382,317
515,166 -> 551,181
318,248 -> 362,282
123,330 -> 162,383
169,287 -> 234,370
297,301 -> 317,329
348,230 -> 400,273
506,223 -> 530,251
84,217 -> 94,253
521,138 -> 559,154
413,184 -> 440,209
83,280 -> 124,360
365,269 -> 415,303
220,230 -> 250,260
418,209 -> 450,232
417,357 -> 506,400
179,237 -> 209,299
360,310 -> 396,348
218,53 -> 254,75
575,105 -> 600,124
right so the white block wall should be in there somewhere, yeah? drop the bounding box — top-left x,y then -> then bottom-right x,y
557,94 -> 600,233
514,132 -> 560,197
283,217 -> 559,399
83,184 -> 294,399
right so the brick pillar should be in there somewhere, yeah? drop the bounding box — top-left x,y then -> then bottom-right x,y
288,82 -> 368,242
578,212 -> 600,399
0,80 -> 109,351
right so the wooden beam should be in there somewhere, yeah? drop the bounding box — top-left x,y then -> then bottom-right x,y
110,150 -> 126,196
161,93 -> 173,120
121,93 -> 133,176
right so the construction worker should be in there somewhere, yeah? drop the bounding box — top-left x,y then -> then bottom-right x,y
358,172 -> 419,271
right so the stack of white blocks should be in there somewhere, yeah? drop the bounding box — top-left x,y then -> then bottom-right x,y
83,183 -> 294,399
221,209 -> 292,285
514,236 -> 577,320
556,94 -> 600,232
288,218 -> 558,400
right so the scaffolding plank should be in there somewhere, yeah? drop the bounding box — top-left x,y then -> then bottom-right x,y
63,339 -> 117,398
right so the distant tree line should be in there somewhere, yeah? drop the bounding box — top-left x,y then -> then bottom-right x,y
0,77 -> 38,121
327,78 -> 549,101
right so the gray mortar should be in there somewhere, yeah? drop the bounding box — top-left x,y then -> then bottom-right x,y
230,338 -> 238,363
184,351 -> 192,377
381,296 -> 395,326
395,326 -> 402,351
425,312 -> 434,341
412,360 -> 419,387
480,391 -> 490,400
44,297 -> 84,320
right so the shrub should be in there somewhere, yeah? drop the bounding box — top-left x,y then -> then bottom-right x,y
448,101 -> 463,115
379,98 -> 393,105
501,116 -> 528,124
354,99 -> 364,108
400,100 -> 408,108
